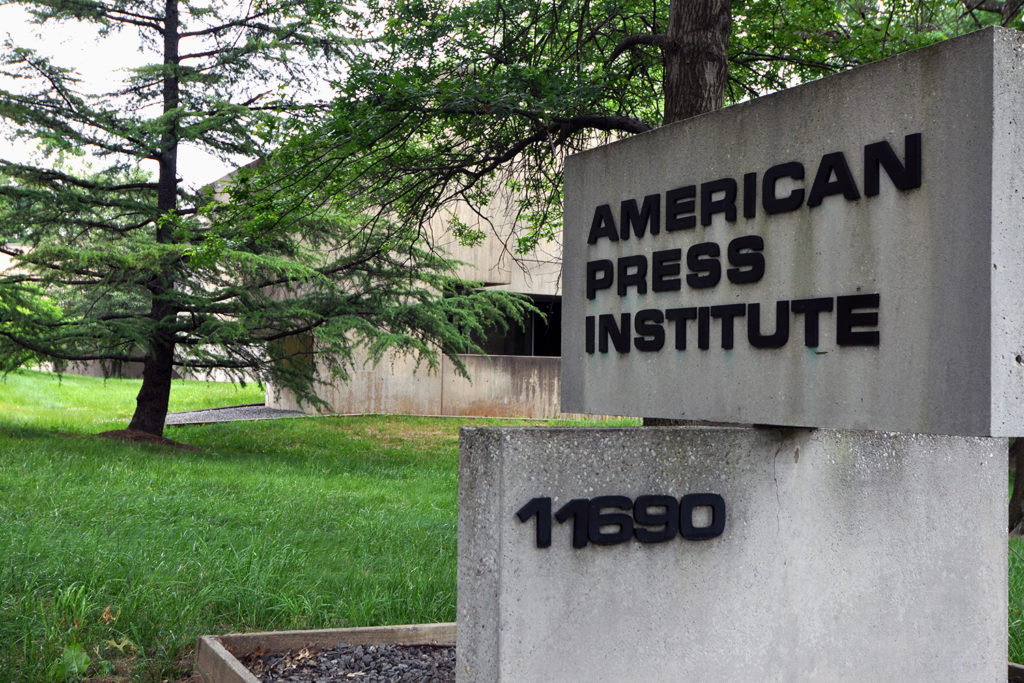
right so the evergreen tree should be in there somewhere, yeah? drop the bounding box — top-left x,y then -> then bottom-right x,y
0,0 -> 531,436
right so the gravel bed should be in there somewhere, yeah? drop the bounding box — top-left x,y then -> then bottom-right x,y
242,642 -> 455,682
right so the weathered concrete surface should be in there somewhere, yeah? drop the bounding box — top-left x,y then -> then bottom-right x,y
457,427 -> 1006,682
268,348 -> 573,419
562,28 -> 1024,436
440,355 -> 562,418
429,194 -> 562,297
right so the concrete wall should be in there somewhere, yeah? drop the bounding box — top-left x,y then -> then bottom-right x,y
442,354 -> 562,418
458,426 -> 1007,681
0,246 -> 19,274
426,188 -> 562,297
255,155 -> 566,418
267,350 -> 569,419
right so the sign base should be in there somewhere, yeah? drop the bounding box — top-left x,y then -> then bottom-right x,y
457,427 -> 1005,681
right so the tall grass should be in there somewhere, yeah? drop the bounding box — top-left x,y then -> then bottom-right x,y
1012,539 -> 1024,664
0,371 -> 471,679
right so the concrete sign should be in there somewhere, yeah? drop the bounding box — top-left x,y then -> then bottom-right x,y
457,427 -> 1005,681
561,27 -> 1024,436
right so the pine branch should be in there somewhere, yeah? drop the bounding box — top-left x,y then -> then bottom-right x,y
0,162 -> 158,193
0,330 -> 143,363
179,10 -> 277,39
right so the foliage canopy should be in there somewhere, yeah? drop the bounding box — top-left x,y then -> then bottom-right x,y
255,0 -> 1017,256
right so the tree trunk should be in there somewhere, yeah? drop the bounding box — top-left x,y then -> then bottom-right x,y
128,0 -> 180,437
1010,439 -> 1024,533
128,337 -> 175,436
662,0 -> 731,125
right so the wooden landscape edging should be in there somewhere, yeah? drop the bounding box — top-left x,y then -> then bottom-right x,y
194,622 -> 456,683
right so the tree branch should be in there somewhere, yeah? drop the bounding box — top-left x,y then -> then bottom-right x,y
0,330 -> 143,364
608,32 -> 666,63
0,162 -> 158,193
179,11 -> 276,39
551,113 -> 654,135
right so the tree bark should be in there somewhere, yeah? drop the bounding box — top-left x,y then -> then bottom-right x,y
128,337 -> 175,435
129,0 -> 180,437
1010,439 -> 1024,533
662,0 -> 732,125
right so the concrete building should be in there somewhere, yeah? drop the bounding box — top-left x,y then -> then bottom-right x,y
265,193 -> 570,419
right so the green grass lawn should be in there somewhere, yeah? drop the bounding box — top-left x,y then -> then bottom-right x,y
0,369 -> 1020,680
0,371 -> 482,679
1012,536 -> 1024,664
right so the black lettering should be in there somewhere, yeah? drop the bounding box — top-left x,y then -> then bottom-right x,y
791,297 -> 834,347
747,301 -> 790,348
617,255 -> 648,296
807,151 -> 861,207
633,496 -> 679,543
697,307 -> 710,350
710,304 -> 745,349
700,177 -> 738,226
554,498 -> 589,548
599,313 -> 632,353
665,185 -> 696,231
620,194 -> 661,240
652,249 -> 682,292
516,497 -> 552,548
588,496 -> 633,545
634,309 -> 665,352
762,162 -> 805,214
586,259 -> 614,300
864,133 -> 922,196
585,315 -> 595,354
666,307 -> 697,350
726,235 -> 765,284
686,242 -> 721,289
837,294 -> 880,346
587,204 -> 618,244
742,172 -> 757,219
679,493 -> 726,540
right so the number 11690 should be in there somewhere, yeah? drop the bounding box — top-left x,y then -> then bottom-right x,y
515,494 -> 726,549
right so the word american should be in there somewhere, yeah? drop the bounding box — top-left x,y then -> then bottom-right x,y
586,133 -> 921,245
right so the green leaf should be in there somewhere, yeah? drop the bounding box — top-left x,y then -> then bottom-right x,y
46,642 -> 90,682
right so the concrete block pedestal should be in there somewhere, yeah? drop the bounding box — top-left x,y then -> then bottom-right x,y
457,426 -> 1006,681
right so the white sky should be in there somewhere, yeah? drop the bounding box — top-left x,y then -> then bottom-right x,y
0,4 -> 241,189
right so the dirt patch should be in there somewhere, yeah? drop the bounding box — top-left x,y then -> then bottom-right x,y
169,656 -> 205,683
97,430 -> 201,451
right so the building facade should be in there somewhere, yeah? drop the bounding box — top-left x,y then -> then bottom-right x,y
265,194 -> 571,418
